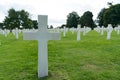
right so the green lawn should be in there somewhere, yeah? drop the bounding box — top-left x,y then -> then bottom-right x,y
0,30 -> 120,80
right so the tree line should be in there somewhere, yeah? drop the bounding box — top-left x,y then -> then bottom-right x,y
97,4 -> 120,27
0,8 -> 38,31
66,11 -> 95,29
66,3 -> 120,29
0,3 -> 120,30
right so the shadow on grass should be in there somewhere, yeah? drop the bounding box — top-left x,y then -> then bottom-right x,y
38,72 -> 52,80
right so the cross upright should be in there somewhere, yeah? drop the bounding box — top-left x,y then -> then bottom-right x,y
23,15 -> 60,78
107,24 -> 113,40
77,24 -> 81,41
15,28 -> 19,39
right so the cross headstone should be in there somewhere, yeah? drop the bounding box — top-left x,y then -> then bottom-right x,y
77,25 -> 81,41
70,27 -> 75,34
101,26 -> 104,35
15,28 -> 19,39
83,26 -> 86,36
107,24 -> 113,40
63,26 -> 66,37
117,25 -> 120,35
23,15 -> 60,78
4,29 -> 7,37
86,27 -> 91,34
94,26 -> 100,33
0,29 -> 2,35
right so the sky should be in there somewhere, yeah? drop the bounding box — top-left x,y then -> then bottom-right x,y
0,0 -> 119,27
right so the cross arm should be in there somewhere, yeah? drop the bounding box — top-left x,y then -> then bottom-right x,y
48,32 -> 61,40
23,32 -> 38,40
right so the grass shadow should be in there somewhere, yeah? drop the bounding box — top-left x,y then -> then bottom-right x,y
38,72 -> 52,80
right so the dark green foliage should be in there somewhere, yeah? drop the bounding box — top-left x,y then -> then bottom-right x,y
97,8 -> 107,27
0,23 -> 4,29
32,20 -> 38,29
66,11 -> 80,28
50,25 -> 53,29
103,4 -> 120,27
3,8 -> 33,30
79,11 -> 95,29
59,24 -> 66,28
19,10 -> 33,29
3,8 -> 20,31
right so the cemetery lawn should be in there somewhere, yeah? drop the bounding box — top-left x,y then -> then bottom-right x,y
0,30 -> 120,80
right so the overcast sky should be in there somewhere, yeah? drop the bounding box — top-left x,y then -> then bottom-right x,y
0,0 -> 119,27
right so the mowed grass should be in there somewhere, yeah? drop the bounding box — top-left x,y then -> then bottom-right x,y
0,30 -> 120,80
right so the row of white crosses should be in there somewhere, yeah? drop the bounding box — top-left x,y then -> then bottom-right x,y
114,25 -> 120,35
69,27 -> 76,34
0,29 -> 8,45
63,26 -> 69,37
23,15 -> 60,78
12,28 -> 19,39
94,26 -> 101,33
83,26 -> 91,36
94,26 -> 105,35
0,29 -> 10,37
62,25 -> 91,39
94,24 -> 114,40
0,28 -> 19,39
76,25 -> 92,41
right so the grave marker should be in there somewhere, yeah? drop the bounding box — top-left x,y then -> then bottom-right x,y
15,28 -> 19,39
117,25 -> 120,35
4,29 -> 7,37
101,26 -> 104,35
70,27 -> 75,34
83,26 -> 86,36
107,24 -> 113,40
63,27 -> 66,37
77,25 -> 81,41
23,15 -> 60,78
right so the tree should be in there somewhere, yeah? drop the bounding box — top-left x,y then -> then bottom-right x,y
19,10 -> 33,29
32,20 -> 38,29
103,4 -> 120,27
3,8 -> 20,31
60,24 -> 66,28
79,11 -> 95,29
3,8 -> 33,31
66,11 -> 80,28
0,23 -> 4,29
50,25 -> 53,29
97,8 -> 107,26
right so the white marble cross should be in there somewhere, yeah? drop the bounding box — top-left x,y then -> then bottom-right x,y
4,29 -> 7,37
70,27 -> 75,34
107,24 -> 113,40
63,26 -> 66,37
15,28 -> 19,39
101,26 -> 104,35
23,15 -> 60,78
83,26 -> 86,36
117,25 -> 120,35
77,25 -> 81,41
